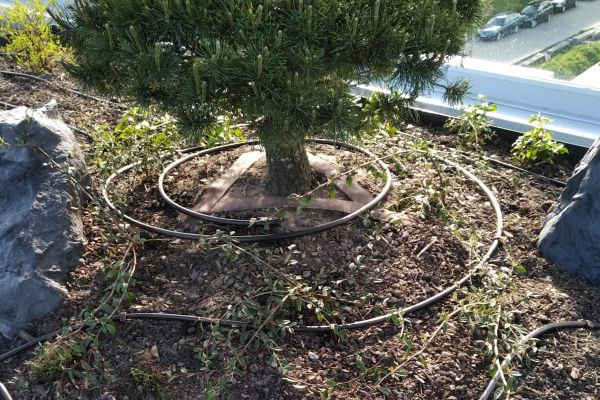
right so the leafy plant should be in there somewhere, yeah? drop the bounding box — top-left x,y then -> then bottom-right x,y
510,114 -> 568,165
444,95 -> 497,145
0,0 -> 72,72
89,107 -> 182,177
191,116 -> 246,148
26,243 -> 138,394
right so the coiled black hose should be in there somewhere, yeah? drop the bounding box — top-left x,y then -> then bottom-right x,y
479,319 -> 600,400
105,140 -> 394,243
158,139 -> 391,228
0,150 -> 503,399
105,149 -> 502,331
0,147 -> 593,400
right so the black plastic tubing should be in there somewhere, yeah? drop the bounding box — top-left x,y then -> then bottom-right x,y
105,140 -> 393,243
158,139 -> 391,227
479,319 -> 600,400
103,150 -> 503,332
0,146 -> 502,399
0,383 -> 12,400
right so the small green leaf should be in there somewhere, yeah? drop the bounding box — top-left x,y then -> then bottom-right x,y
355,354 -> 366,370
378,386 -> 392,396
514,264 -> 527,274
104,321 -> 117,336
325,379 -> 338,389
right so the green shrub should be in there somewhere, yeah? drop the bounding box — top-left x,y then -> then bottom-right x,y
0,0 -> 72,73
90,107 -> 182,177
511,114 -> 568,165
444,95 -> 497,145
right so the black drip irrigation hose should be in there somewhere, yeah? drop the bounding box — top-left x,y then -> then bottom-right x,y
1,136 -> 575,398
0,383 -> 12,400
102,147 -> 503,332
0,146 -> 504,399
483,156 -> 567,187
105,140 -> 393,243
479,319 -> 600,400
393,130 -> 568,187
158,139 -> 392,228
0,70 -> 127,110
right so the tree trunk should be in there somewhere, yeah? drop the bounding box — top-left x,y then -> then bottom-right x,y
263,138 -> 313,196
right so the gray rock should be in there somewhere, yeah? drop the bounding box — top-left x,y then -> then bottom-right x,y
538,138 -> 600,283
0,100 -> 86,338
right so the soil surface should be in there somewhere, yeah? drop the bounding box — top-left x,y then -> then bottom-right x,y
1,59 -> 599,400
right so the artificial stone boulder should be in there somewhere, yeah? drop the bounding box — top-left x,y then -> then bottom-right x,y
538,138 -> 600,283
0,100 -> 86,339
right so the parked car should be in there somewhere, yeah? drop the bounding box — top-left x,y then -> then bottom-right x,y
477,12 -> 524,41
520,1 -> 555,28
550,0 -> 577,13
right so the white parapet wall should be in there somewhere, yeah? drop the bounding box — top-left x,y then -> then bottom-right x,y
572,62 -> 600,89
357,57 -> 600,148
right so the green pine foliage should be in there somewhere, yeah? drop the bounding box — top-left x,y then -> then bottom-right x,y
55,0 -> 484,192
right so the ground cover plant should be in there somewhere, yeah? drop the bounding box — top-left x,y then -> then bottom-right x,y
0,57 -> 599,400
443,95 -> 497,146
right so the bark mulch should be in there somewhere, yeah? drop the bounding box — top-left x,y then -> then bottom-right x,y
0,59 -> 598,400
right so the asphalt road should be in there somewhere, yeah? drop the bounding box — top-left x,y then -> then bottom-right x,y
464,0 -> 600,64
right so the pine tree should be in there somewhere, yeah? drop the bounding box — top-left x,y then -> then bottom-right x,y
55,0 -> 483,195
